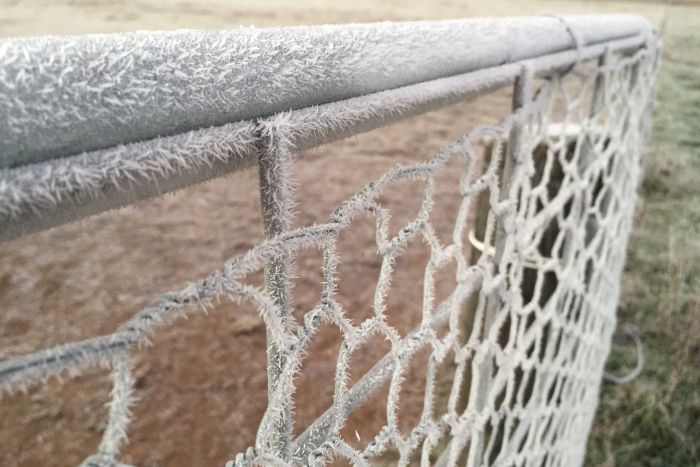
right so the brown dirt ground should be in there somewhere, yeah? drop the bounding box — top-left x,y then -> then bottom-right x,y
0,1 -> 667,466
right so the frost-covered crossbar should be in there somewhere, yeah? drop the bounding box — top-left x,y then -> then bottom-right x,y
1,15 -> 652,240
0,15 -> 658,467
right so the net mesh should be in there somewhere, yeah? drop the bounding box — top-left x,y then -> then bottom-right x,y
0,39 -> 658,467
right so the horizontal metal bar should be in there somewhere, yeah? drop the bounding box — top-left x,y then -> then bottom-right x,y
0,121 -> 258,240
282,34 -> 651,152
0,15 -> 651,169
0,30 -> 653,242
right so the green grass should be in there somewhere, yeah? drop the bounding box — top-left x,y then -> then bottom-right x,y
586,5 -> 700,466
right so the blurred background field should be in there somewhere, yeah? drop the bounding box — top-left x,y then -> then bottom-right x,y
0,1 -> 698,466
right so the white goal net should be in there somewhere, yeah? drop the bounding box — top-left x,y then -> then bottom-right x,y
0,16 -> 659,467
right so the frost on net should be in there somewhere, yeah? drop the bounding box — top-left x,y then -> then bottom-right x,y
0,40 -> 658,467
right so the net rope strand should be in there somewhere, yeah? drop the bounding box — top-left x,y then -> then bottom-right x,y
0,36 -> 658,467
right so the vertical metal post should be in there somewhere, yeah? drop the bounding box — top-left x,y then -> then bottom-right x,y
469,64 -> 533,466
439,66 -> 533,467
257,127 -> 293,461
582,49 -> 612,252
590,48 -> 611,119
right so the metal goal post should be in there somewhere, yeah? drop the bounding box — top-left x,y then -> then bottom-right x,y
0,15 -> 658,466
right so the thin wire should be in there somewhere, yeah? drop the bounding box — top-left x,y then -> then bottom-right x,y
603,323 -> 645,384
